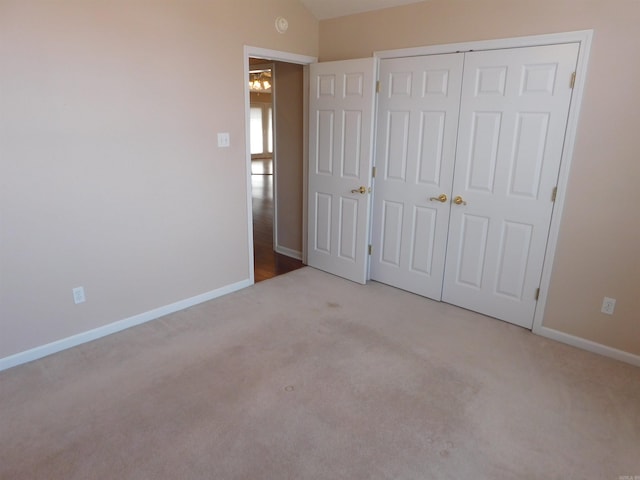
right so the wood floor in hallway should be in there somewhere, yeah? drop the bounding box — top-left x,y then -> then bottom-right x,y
252,168 -> 304,282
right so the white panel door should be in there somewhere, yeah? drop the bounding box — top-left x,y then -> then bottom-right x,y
307,58 -> 376,284
442,43 -> 579,328
371,54 -> 464,298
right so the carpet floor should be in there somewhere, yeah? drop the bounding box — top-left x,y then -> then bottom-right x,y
1,267 -> 639,479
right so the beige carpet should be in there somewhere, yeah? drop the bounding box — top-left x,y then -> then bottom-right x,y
1,267 -> 639,479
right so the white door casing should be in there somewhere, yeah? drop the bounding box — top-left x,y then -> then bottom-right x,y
307,58 -> 376,284
243,46 -> 317,284
371,54 -> 464,299
442,43 -> 580,328
305,34 -> 589,332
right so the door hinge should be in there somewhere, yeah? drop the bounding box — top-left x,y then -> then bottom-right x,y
570,72 -> 576,89
368,245 -> 373,255
551,186 -> 558,202
372,166 -> 377,178
535,288 -> 540,301
376,81 -> 381,94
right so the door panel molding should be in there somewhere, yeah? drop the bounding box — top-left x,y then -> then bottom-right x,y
307,58 -> 377,284
373,30 -> 593,331
371,53 -> 464,299
442,43 -> 580,328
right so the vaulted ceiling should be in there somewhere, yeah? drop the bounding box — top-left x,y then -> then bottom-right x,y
299,0 -> 426,20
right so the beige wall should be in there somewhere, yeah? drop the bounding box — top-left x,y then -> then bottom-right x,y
274,61 -> 304,254
0,0 -> 318,359
320,0 -> 640,356
3,0 -> 638,363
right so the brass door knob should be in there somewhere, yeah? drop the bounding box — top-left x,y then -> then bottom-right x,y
351,186 -> 367,194
429,194 -> 448,203
453,195 -> 467,205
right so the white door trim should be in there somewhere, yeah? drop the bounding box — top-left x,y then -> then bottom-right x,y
243,46 -> 317,283
375,30 -> 593,59
374,30 -> 593,333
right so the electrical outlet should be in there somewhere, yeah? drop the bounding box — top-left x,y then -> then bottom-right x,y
73,287 -> 86,305
601,297 -> 616,315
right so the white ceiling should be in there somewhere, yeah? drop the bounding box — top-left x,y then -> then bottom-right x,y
299,0 -> 427,20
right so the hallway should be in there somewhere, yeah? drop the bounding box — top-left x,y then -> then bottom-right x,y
252,163 -> 304,282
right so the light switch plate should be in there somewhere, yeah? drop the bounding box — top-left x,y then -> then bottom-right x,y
217,132 -> 230,148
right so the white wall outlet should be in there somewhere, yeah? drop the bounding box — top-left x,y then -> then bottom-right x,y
217,132 -> 230,148
73,286 -> 86,304
601,296 -> 616,315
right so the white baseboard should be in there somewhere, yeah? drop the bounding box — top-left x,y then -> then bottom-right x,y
535,326 -> 640,367
275,245 -> 303,261
0,278 -> 253,372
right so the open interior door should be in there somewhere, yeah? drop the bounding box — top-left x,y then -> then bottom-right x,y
307,58 -> 376,284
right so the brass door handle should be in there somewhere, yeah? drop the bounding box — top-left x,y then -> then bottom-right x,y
453,195 -> 467,206
429,194 -> 448,203
351,186 -> 367,194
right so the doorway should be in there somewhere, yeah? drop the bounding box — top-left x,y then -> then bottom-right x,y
246,52 -> 312,282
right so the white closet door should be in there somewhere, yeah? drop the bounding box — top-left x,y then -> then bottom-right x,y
307,58 -> 376,284
442,43 -> 579,328
371,54 -> 464,298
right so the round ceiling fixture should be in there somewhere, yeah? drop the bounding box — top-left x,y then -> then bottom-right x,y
275,16 -> 288,34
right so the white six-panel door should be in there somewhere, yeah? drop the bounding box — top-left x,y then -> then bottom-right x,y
371,54 -> 464,298
309,44 -> 579,329
442,43 -> 579,328
307,58 -> 376,284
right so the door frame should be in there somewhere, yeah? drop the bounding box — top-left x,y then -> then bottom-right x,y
374,30 -> 593,333
243,46 -> 317,284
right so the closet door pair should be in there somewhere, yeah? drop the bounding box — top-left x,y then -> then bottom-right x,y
371,44 -> 579,328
